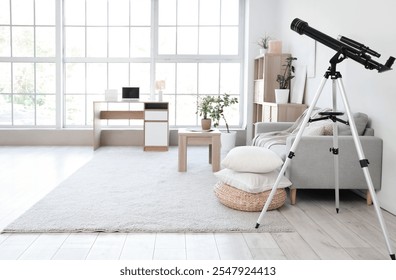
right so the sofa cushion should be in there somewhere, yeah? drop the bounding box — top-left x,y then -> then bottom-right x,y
338,112 -> 369,136
214,168 -> 292,193
302,112 -> 368,136
303,121 -> 330,136
222,146 -> 283,173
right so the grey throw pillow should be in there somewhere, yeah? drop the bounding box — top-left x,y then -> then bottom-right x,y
338,112 -> 368,136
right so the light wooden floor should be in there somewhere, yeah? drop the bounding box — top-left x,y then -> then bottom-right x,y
0,146 -> 395,260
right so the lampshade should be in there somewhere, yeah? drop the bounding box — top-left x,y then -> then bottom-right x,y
155,80 -> 166,90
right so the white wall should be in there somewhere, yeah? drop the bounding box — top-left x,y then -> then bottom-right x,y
248,0 -> 396,213
245,0 -> 281,140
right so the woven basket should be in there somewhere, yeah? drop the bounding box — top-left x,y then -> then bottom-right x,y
214,182 -> 286,212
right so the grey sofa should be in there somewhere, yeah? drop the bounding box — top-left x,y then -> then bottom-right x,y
254,120 -> 383,205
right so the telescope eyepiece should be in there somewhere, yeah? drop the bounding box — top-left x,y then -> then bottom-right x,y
385,56 -> 395,68
291,18 -> 308,35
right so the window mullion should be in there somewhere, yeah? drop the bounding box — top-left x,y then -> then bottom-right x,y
238,0 -> 245,128
150,0 -> 158,101
33,0 -> 37,126
55,0 -> 63,129
9,0 -> 14,125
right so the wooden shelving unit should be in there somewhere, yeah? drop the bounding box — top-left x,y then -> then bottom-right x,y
253,53 -> 307,126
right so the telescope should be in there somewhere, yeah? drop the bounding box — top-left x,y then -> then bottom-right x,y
291,18 -> 395,73
256,18 -> 396,261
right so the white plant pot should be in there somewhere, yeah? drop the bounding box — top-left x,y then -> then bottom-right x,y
221,131 -> 237,153
275,89 -> 289,104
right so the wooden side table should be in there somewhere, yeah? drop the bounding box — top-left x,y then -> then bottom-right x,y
178,129 -> 221,172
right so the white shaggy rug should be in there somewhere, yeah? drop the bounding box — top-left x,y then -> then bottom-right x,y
3,147 -> 294,233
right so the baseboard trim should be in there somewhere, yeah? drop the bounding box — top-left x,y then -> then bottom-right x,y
0,129 -> 247,147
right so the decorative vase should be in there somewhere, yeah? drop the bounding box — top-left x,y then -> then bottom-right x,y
201,118 -> 211,130
268,40 -> 282,54
221,131 -> 237,153
275,89 -> 289,104
259,48 -> 267,55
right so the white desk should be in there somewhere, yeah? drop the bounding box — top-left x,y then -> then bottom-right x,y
93,101 -> 169,151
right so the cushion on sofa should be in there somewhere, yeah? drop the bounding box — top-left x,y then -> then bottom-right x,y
303,112 -> 368,136
338,112 -> 369,136
303,121 -> 330,136
221,146 -> 283,173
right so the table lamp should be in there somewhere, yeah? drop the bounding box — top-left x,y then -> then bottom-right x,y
155,80 -> 166,101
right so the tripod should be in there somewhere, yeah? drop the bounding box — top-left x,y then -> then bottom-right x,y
255,53 -> 395,260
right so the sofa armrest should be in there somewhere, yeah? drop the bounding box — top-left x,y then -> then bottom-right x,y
285,135 -> 382,190
254,122 -> 294,135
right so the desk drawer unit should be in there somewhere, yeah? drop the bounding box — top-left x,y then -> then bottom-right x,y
144,103 -> 169,151
144,110 -> 168,121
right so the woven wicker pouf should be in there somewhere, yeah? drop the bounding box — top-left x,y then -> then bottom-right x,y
214,182 -> 286,212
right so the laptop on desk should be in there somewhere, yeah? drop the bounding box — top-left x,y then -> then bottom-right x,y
122,87 -> 140,101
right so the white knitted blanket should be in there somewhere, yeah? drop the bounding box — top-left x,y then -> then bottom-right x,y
252,108 -> 330,148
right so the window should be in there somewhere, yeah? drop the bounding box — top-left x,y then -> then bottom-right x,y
0,0 -> 56,126
156,0 -> 242,126
63,0 -> 152,126
0,0 -> 244,128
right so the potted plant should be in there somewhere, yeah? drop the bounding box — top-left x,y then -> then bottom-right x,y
196,95 -> 215,130
211,93 -> 238,133
257,34 -> 271,54
275,56 -> 297,103
211,93 -> 238,152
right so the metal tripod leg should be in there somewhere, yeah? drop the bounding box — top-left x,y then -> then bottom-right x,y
336,78 -> 395,260
256,76 -> 327,228
331,80 -> 340,213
